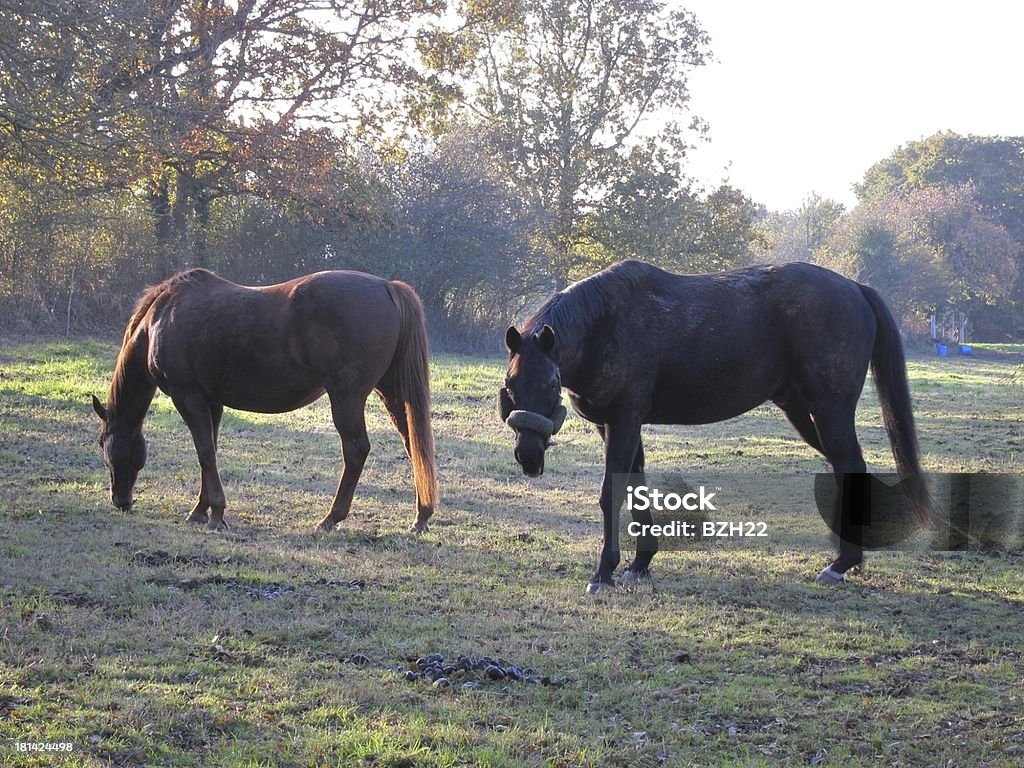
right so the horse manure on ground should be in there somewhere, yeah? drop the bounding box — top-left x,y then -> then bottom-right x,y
398,652 -> 567,690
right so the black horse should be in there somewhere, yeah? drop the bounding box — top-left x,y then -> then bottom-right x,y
499,260 -> 935,593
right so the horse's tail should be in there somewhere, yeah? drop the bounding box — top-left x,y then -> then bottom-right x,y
859,284 -> 939,527
384,280 -> 438,520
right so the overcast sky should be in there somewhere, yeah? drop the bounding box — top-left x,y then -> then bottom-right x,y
676,1 -> 1024,212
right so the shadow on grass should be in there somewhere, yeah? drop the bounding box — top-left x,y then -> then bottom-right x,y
5,338 -> 1024,765
9,473 -> 1024,622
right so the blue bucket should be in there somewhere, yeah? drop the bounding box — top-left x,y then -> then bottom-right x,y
935,344 -> 948,357
959,344 -> 972,355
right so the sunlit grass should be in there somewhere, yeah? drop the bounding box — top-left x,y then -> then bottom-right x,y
0,337 -> 1021,766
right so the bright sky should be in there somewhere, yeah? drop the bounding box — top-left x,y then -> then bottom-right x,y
677,1 -> 1024,212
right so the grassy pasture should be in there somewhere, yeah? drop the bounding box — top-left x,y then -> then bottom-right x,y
0,337 -> 1022,767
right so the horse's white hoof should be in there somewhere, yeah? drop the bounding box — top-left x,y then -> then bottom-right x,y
815,565 -> 846,585
586,581 -> 610,594
619,569 -> 645,586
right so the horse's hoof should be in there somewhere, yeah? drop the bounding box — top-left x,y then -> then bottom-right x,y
185,512 -> 208,524
586,580 -> 613,594
410,521 -> 429,535
206,519 -> 228,532
620,568 -> 649,586
815,565 -> 846,585
314,520 -> 338,533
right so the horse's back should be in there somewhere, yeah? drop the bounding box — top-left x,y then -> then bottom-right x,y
150,269 -> 400,360
624,260 -> 875,352
143,269 -> 403,411
676,263 -> 875,413
283,271 -> 402,372
573,260 -> 878,424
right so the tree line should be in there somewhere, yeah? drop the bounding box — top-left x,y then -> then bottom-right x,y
763,134 -> 1024,340
1,1 -> 1021,345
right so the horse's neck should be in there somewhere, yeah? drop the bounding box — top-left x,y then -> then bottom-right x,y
537,316 -> 587,386
109,330 -> 157,429
532,279 -> 614,385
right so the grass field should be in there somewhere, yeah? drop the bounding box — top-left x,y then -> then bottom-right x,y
1,337 -> 1022,767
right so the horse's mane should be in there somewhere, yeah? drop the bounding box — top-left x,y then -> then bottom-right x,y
108,269 -> 213,406
524,260 -> 648,340
121,268 -> 213,344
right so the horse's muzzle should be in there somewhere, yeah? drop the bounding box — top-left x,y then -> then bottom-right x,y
516,451 -> 544,477
508,406 -> 563,478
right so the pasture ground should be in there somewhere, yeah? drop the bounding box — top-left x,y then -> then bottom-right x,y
1,338 -> 1022,767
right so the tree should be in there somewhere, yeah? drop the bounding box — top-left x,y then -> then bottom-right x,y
439,0 -> 710,286
817,185 -> 1019,331
331,127 -> 551,346
0,0 -> 450,269
856,132 -> 1024,335
693,184 -> 767,270
759,193 -> 845,264
581,140 -> 697,274
0,2 -> 152,191
552,138 -> 764,278
856,133 -> 1024,239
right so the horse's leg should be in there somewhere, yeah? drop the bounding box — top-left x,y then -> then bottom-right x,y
621,436 -> 658,584
377,386 -> 412,457
316,390 -> 370,532
773,389 -> 826,456
632,437 -> 645,474
185,404 -> 225,524
588,415 -> 643,593
810,403 -> 866,584
211,404 -> 224,447
376,386 -> 433,533
173,394 -> 227,530
185,474 -> 211,524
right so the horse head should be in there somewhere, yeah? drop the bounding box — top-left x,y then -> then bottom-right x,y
500,324 -> 567,477
92,395 -> 147,511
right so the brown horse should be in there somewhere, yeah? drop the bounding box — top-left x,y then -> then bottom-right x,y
92,268 -> 437,532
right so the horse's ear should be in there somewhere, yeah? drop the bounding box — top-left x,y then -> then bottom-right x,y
505,325 -> 522,354
92,394 -> 107,421
538,324 -> 555,354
